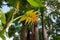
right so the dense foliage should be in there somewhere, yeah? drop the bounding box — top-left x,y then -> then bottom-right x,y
0,0 -> 60,40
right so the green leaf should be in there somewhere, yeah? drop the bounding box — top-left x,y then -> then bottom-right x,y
0,11 -> 6,24
27,0 -> 45,7
0,24 -> 3,29
0,30 -> 6,40
0,35 -> 6,40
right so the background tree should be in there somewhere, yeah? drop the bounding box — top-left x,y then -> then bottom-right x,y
0,0 -> 60,40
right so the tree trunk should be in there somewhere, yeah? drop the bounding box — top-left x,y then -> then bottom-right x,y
27,30 -> 31,40
41,13 -> 47,40
21,24 -> 28,40
34,22 -> 39,40
31,23 -> 35,40
42,27 -> 47,40
31,22 -> 39,40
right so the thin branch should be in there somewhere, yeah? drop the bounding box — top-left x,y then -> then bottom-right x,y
7,16 -> 22,27
13,16 -> 22,22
